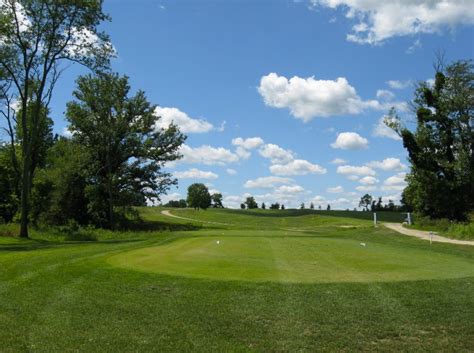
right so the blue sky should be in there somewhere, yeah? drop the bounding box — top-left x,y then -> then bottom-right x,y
48,1 -> 474,208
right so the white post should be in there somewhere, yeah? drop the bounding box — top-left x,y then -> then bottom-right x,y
374,212 -> 377,226
407,212 -> 412,225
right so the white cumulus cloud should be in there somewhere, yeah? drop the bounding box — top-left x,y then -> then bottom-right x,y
387,80 -> 412,90
358,176 -> 379,185
178,144 -> 240,166
367,158 -> 406,171
382,172 -> 407,191
258,73 -> 383,121
173,168 -> 218,180
337,165 -> 376,176
270,159 -> 327,176
327,186 -> 344,193
244,176 -> 293,189
232,137 -> 264,149
259,143 -> 295,164
331,132 -> 368,150
154,107 -> 213,133
331,158 -> 347,165
275,185 -> 305,194
311,1 -> 474,44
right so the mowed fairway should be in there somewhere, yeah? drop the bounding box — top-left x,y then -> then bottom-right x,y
109,236 -> 474,283
1,208 -> 474,352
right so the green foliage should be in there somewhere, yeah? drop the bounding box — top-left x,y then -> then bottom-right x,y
211,193 -> 223,208
187,183 -> 211,210
0,144 -> 18,222
269,202 -> 280,210
410,214 -> 474,240
30,138 -> 90,226
66,72 -> 185,228
359,194 -> 372,211
245,196 -> 258,209
165,199 -> 187,208
389,60 -> 474,220
0,0 -> 113,237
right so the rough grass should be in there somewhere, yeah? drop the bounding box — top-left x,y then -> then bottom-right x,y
1,208 -> 473,352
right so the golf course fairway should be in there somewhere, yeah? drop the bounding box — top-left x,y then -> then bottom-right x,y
2,208 -> 474,352
108,235 -> 474,283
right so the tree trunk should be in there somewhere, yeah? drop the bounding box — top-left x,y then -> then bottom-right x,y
107,176 -> 114,230
19,152 -> 31,238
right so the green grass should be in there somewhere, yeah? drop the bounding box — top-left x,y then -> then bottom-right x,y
1,208 -> 473,352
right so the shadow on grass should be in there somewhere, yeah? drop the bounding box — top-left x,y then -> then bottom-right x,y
222,209 -> 407,222
0,238 -> 144,252
122,219 -> 203,232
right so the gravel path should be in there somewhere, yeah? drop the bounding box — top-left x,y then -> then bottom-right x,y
161,210 -> 232,226
384,223 -> 474,246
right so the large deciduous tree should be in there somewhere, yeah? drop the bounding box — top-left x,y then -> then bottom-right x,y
187,183 -> 211,210
66,73 -> 185,229
0,0 -> 113,237
387,60 -> 473,221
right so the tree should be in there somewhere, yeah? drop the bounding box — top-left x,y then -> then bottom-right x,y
245,196 -> 258,209
370,200 -> 376,212
211,193 -> 223,208
310,202 -> 314,209
261,202 -> 266,209
29,137 -> 90,226
359,194 -> 373,211
66,73 -> 184,228
326,204 -> 331,211
165,199 -> 187,208
300,203 -> 305,209
0,0 -> 113,237
375,196 -> 383,211
187,183 -> 211,210
281,204 -> 285,210
270,202 -> 280,210
0,143 -> 19,222
385,200 -> 395,212
318,205 -> 322,210
240,203 -> 245,210
387,59 -> 473,220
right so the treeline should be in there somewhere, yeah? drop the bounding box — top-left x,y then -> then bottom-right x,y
388,59 -> 473,221
0,1 -> 185,236
165,183 -> 223,209
358,194 -> 408,212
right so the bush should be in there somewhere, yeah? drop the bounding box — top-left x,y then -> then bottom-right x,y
411,214 -> 474,240
59,220 -> 97,242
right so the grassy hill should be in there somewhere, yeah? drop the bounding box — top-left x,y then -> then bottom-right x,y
1,208 -> 473,352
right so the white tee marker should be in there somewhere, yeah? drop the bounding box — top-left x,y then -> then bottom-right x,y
216,240 -> 220,245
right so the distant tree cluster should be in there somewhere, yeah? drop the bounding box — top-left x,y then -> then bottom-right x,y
238,196 -> 286,210
186,183 -> 223,210
165,200 -> 187,208
358,194 -> 406,212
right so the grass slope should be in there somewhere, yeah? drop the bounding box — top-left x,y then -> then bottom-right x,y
1,208 -> 473,352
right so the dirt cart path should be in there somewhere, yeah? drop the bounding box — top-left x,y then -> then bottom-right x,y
384,223 -> 474,246
161,210 -> 231,226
